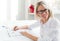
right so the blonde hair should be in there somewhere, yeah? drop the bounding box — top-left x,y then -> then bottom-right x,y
35,1 -> 53,19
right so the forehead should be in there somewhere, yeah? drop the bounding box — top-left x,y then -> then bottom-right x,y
37,5 -> 46,11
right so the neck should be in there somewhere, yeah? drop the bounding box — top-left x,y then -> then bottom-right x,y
41,18 -> 48,24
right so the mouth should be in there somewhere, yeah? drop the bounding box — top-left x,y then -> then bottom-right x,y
42,15 -> 46,18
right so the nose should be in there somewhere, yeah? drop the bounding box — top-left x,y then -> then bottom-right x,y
43,11 -> 46,14
41,12 -> 46,16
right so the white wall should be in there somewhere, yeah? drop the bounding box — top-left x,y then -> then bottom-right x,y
0,0 -> 18,21
17,0 -> 25,20
54,14 -> 60,21
0,0 -> 60,22
17,0 -> 38,20
0,0 -> 7,22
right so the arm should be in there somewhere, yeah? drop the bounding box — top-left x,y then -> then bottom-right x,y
13,25 -> 29,31
14,21 -> 39,31
21,32 -> 38,41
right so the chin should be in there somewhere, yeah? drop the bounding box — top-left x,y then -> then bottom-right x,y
43,17 -> 46,19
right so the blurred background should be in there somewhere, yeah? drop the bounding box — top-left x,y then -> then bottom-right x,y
0,0 -> 60,22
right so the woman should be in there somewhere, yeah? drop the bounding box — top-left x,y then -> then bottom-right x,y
14,1 -> 60,41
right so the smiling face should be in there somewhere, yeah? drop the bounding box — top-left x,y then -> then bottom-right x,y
36,5 -> 50,20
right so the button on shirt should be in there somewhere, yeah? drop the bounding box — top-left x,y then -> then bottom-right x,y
29,17 -> 60,41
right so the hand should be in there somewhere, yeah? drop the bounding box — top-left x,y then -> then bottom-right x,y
14,26 -> 20,31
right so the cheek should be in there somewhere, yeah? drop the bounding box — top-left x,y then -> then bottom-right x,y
46,13 -> 49,18
41,13 -> 49,18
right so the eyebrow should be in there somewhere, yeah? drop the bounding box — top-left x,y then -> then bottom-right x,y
40,9 -> 47,12
36,9 -> 47,13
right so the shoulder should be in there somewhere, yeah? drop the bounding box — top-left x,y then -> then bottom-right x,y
49,17 -> 60,27
28,20 -> 40,29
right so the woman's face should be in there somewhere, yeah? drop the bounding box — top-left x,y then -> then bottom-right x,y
36,5 -> 49,20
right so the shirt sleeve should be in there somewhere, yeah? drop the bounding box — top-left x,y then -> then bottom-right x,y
28,21 -> 40,30
50,18 -> 60,29
50,18 -> 60,41
37,37 -> 40,41
57,21 -> 60,41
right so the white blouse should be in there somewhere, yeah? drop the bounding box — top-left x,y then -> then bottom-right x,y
29,17 -> 60,41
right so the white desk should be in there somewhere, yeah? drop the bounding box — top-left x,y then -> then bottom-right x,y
0,20 -> 39,41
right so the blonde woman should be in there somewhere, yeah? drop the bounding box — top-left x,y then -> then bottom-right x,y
14,1 -> 60,41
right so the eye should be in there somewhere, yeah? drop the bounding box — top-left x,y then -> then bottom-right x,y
36,9 -> 48,14
44,9 -> 47,11
39,11 -> 43,14
45,9 -> 48,13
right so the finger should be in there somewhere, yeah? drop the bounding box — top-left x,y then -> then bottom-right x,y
14,26 -> 18,31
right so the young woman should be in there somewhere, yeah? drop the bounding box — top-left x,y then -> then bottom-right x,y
14,1 -> 60,41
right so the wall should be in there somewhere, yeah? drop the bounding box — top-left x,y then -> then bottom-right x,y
0,0 -> 7,22
16,0 -> 25,20
54,14 -> 60,21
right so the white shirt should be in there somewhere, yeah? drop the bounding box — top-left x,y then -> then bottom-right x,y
29,17 -> 60,41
